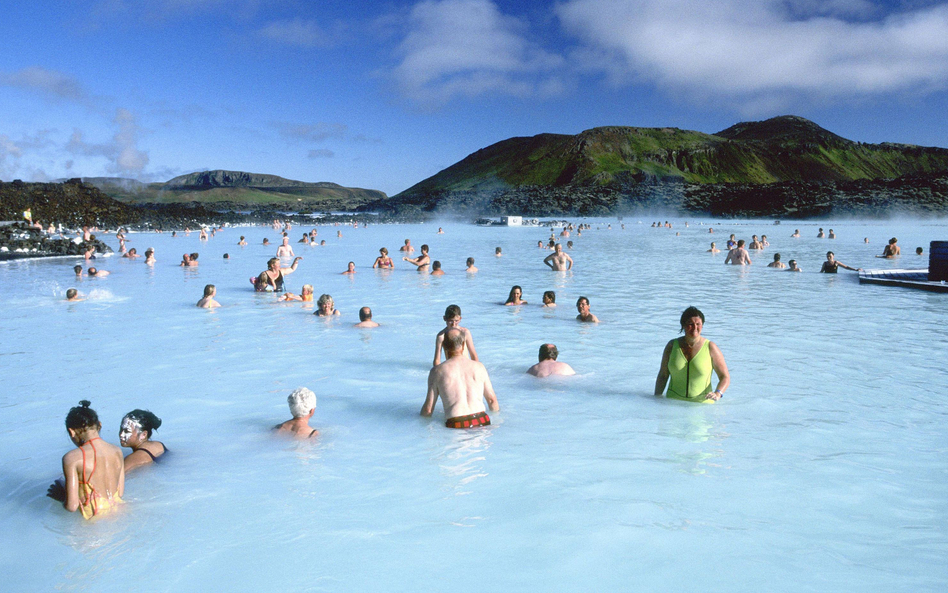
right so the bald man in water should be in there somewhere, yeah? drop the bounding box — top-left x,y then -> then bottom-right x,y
526,344 -> 575,377
421,328 -> 499,428
544,243 -> 573,271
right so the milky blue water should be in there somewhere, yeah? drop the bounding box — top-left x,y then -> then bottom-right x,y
1,218 -> 946,592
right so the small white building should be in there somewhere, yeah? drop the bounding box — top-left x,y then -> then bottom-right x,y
501,216 -> 522,226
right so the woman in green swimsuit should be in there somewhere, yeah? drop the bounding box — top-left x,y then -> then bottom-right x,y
654,306 -> 730,403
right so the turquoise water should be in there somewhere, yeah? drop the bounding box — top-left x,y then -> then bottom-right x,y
1,219 -> 946,591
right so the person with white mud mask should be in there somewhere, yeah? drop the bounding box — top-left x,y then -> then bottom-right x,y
119,410 -> 167,472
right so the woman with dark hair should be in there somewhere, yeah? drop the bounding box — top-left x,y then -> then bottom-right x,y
46,401 -> 125,519
655,307 -> 730,403
505,285 -> 527,306
119,409 -> 167,472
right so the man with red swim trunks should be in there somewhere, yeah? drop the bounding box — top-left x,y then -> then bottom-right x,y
421,328 -> 499,428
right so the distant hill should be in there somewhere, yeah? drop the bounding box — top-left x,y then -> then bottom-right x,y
364,116 -> 948,216
83,170 -> 387,211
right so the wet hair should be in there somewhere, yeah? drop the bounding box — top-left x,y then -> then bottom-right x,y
123,409 -> 162,438
495,247 -> 502,253
505,285 -> 523,304
789,259 -> 797,266
773,253 -> 781,261
443,328 -> 465,352
567,241 -> 573,248
203,284 -> 215,297
380,247 -> 388,255
66,288 -> 78,299
576,296 -> 589,307
359,306 -> 372,321
466,257 -> 474,266
679,306 -> 705,330
190,252 -> 199,260
444,304 -> 461,319
421,244 -> 429,253
287,387 -> 317,418
432,260 -> 442,270
268,257 -> 279,268
317,294 -> 334,307
66,400 -> 100,431
223,253 -> 229,259
74,265 -> 83,274
916,247 -> 923,254
539,343 -> 558,361
88,267 -> 98,275
543,290 -> 555,303
889,237 -> 898,244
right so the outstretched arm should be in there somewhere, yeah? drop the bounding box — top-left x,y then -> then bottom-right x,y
654,340 -> 673,396
283,257 -> 303,274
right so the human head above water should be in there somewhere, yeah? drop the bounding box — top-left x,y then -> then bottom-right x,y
122,409 -> 162,438
317,294 -> 334,308
444,304 -> 461,319
443,328 -> 465,353
359,306 -> 372,321
466,257 -> 474,266
203,284 -> 215,297
679,306 -> 705,331
66,288 -> 78,300
539,343 -> 558,362
543,290 -> 555,303
431,260 -> 442,271
66,400 -> 100,432
287,387 -> 317,418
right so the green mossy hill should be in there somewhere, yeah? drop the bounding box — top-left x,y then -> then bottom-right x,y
384,116 -> 948,205
85,170 -> 387,211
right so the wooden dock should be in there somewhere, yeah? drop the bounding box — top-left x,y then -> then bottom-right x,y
858,269 -> 948,293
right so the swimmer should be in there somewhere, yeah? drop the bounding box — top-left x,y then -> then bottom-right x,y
119,410 -> 166,472
828,229 -> 836,239
273,387 -> 319,439
421,328 -> 499,428
315,294 -> 341,316
319,240 -> 326,246
196,284 -> 221,308
817,228 -> 825,238
864,237 -> 869,243
916,247 -> 924,255
400,239 -> 414,253
262,238 -> 270,246
495,247 -> 502,257
66,288 -> 83,302
199,228 -> 208,240
465,257 -> 478,273
282,284 -> 314,302
373,247 -> 394,269
877,237 -> 900,258
707,242 -> 720,253
238,236 -> 247,246
544,244 -> 573,271
337,230 -> 342,238
538,241 -> 545,249
748,235 -> 763,250
431,261 -> 445,275
761,234 -> 769,246
541,290 -> 556,308
257,256 -> 302,292
526,343 -> 575,378
566,240 -> 573,249
46,401 -> 124,519
767,253 -> 787,268
576,296 -> 599,323
342,261 -> 357,275
144,248 -> 156,264
276,237 -> 295,257
433,304 -> 478,366
188,252 -> 199,266
223,253 -> 229,259
298,233 -> 309,243
403,244 -> 430,271
504,285 -> 527,306
123,247 -> 139,259
84,245 -> 96,261
437,227 -> 444,234
726,234 -> 737,249
709,227 -> 714,233
560,227 -> 570,237
820,251 -> 860,273
788,259 -> 802,272
74,265 -> 84,277
87,267 -> 109,277
354,306 -> 379,328
724,240 -> 752,265
547,238 -> 556,249
655,306 -> 730,403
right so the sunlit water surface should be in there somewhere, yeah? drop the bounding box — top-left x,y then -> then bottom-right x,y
1,219 -> 946,591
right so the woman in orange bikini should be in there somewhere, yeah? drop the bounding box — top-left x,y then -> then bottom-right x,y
47,401 -> 125,519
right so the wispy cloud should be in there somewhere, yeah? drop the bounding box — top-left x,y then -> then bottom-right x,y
556,0 -> 948,108
273,121 -> 348,142
0,67 -> 87,101
391,0 -> 565,105
308,149 -> 335,159
257,19 -> 331,47
67,108 -> 149,174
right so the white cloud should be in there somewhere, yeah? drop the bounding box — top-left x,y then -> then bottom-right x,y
66,108 -> 149,175
258,19 -> 329,47
392,0 -> 565,104
1,67 -> 86,101
556,0 -> 948,104
308,149 -> 335,158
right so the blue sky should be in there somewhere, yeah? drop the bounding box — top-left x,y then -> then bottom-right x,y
1,0 -> 947,195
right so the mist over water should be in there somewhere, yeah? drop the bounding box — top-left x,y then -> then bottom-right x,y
1,218 -> 946,592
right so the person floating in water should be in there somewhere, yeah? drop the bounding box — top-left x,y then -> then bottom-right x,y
817,228 -> 825,238
541,290 -> 556,308
197,284 -> 221,308
342,261 -> 357,275
354,306 -> 379,328
400,239 -> 414,253
465,257 -> 477,273
315,294 -> 341,316
88,267 -> 109,277
119,409 -> 166,472
276,237 -> 295,258
66,288 -> 83,301
282,284 -> 314,302
544,243 -> 573,271
433,304 -> 478,366
788,259 -> 802,272
526,343 -> 576,378
504,285 -> 527,305
430,261 -> 445,275
820,251 -> 861,273
767,253 -> 787,268
495,247 -> 502,257
916,247 -> 924,256
655,307 -> 730,403
828,229 -> 836,239
373,247 -> 394,269
273,388 -> 319,439
421,328 -> 499,429
257,256 -> 302,292
724,240 -> 752,265
792,229 -> 800,238
576,296 -> 599,323
47,401 -> 125,519
878,237 -> 900,258
707,242 -> 720,253
403,244 -> 430,271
